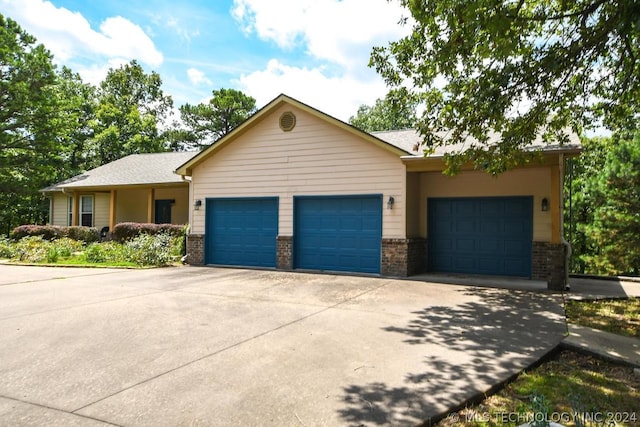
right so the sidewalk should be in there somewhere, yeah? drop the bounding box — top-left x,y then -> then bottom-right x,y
562,277 -> 640,368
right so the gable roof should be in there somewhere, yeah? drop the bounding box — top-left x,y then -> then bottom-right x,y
373,128 -> 583,158
42,151 -> 196,192
174,93 -> 411,176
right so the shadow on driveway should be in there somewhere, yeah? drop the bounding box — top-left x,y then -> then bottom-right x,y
337,286 -> 566,426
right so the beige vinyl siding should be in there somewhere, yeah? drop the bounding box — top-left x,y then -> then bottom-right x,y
94,193 -> 110,230
418,167 -> 552,242
50,193 -> 70,226
191,104 -> 407,238
155,186 -> 189,225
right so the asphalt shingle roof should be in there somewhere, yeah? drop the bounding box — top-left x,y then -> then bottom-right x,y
42,152 -> 197,192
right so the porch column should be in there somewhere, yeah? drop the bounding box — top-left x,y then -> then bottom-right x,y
72,191 -> 79,226
147,188 -> 155,223
109,189 -> 117,230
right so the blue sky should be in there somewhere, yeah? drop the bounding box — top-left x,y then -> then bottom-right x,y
0,0 -> 410,120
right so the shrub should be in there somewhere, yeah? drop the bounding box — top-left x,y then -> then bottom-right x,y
67,226 -> 100,243
13,236 -> 51,263
126,233 -> 175,266
11,225 -> 65,240
0,236 -> 16,259
47,247 -> 59,263
84,241 -> 129,264
52,237 -> 84,257
112,222 -> 185,243
10,225 -> 99,243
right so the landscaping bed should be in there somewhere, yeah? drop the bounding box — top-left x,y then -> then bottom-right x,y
437,350 -> 639,427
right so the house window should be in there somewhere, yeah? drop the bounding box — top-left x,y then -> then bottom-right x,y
68,197 -> 73,226
80,195 -> 93,227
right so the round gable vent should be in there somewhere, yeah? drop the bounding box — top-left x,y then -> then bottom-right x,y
279,111 -> 296,132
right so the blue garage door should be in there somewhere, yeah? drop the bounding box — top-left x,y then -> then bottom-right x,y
295,195 -> 382,274
428,197 -> 533,277
205,198 -> 278,267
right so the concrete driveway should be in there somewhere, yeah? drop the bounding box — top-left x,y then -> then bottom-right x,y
0,265 -> 566,426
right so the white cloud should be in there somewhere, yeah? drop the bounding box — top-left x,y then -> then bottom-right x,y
237,59 -> 388,121
0,0 -> 163,66
187,68 -> 212,86
231,0 -> 409,69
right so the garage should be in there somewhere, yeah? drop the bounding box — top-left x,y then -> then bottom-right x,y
427,196 -> 533,277
294,195 -> 382,274
205,197 -> 278,267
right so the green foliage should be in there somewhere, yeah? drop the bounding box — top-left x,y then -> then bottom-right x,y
167,88 -> 256,150
0,236 -> 16,258
89,60 -> 173,166
583,137 -> 640,275
371,1 -> 639,173
84,241 -> 129,264
66,226 -> 100,243
11,225 -> 99,243
13,236 -> 51,263
0,15 -> 62,234
125,233 -> 176,266
349,88 -> 420,132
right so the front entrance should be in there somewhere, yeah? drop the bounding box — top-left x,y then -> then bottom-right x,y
155,199 -> 173,224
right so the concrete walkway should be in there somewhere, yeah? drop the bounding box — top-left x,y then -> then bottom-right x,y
562,276 -> 640,368
0,265 -> 567,426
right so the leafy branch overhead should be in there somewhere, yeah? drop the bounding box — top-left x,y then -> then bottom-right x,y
371,0 -> 640,173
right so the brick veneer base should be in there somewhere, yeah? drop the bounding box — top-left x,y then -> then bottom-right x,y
187,234 -> 204,266
276,236 -> 293,270
381,238 -> 426,277
532,241 -> 567,290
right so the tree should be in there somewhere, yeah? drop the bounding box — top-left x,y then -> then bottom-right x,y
564,137 -> 612,273
90,60 -> 173,165
168,88 -> 256,151
371,1 -> 640,173
349,88 -> 420,132
0,15 -> 61,233
582,135 -> 640,275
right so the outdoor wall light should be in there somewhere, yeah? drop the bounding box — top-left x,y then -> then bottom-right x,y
194,199 -> 202,211
541,197 -> 549,212
387,196 -> 395,210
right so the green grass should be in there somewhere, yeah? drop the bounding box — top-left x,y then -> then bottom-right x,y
438,351 -> 640,427
565,298 -> 640,338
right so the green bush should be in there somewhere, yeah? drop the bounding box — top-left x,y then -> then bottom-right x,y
67,226 -> 100,243
47,247 -> 59,263
14,236 -> 51,263
52,237 -> 84,257
0,236 -> 16,259
84,241 -> 129,264
126,233 -> 176,266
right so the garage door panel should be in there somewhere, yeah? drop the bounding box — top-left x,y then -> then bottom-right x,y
295,195 -> 381,274
206,198 -> 278,268
428,197 -> 532,277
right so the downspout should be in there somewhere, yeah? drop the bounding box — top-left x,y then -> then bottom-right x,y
560,154 -> 571,291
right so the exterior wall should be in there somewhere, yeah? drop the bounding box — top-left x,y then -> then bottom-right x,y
115,189 -> 149,224
155,186 -> 189,225
381,238 -> 427,276
50,193 -> 70,226
416,167 -> 553,242
94,192 -> 110,230
190,104 -> 407,239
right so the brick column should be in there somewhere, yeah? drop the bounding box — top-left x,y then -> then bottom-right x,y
382,238 -> 426,277
276,236 -> 293,270
187,234 -> 204,266
532,241 -> 566,290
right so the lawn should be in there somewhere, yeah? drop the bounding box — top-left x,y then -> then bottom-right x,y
565,298 -> 640,338
437,351 -> 640,427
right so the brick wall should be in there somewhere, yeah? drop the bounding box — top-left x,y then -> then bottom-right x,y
276,235 -> 293,270
381,238 -> 426,277
532,241 -> 567,290
187,234 -> 204,266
